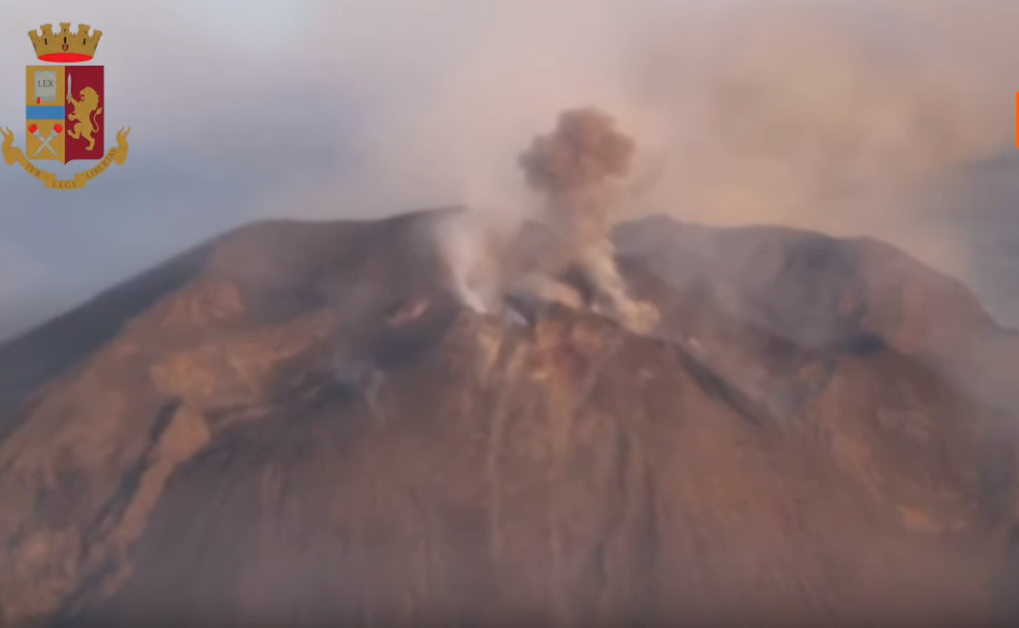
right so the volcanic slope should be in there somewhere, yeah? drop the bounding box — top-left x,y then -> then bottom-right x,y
2,208 -> 1019,628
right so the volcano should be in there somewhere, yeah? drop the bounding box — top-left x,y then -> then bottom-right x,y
1,208 -> 1019,627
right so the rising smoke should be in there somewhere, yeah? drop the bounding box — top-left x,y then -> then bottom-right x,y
514,108 -> 658,331
438,109 -> 659,333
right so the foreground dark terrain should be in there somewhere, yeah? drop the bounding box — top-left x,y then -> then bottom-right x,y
2,208 -> 1019,627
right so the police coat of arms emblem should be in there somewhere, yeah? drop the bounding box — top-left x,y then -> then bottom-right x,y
1,23 -> 131,190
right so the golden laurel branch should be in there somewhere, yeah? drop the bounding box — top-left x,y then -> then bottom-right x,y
1,126 -> 131,190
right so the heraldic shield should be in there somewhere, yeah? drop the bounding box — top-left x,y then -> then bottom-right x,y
25,65 -> 105,164
2,23 -> 129,190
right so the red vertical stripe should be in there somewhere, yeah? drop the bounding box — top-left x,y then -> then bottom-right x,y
64,65 -> 105,163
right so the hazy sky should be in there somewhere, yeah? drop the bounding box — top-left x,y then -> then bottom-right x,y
0,0 -> 1017,341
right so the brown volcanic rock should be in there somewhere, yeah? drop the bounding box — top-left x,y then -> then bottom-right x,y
0,209 -> 1018,627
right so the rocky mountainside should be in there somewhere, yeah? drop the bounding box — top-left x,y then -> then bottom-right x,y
2,207 -> 1019,627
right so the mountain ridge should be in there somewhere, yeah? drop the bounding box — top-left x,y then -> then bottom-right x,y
2,208 -> 1019,627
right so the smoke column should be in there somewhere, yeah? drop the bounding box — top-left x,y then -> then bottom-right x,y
519,108 -> 633,242
509,108 -> 659,332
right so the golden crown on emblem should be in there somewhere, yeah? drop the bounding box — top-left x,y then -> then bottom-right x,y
28,23 -> 102,62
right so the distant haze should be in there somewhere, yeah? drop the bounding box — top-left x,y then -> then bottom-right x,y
1,0 -> 1017,342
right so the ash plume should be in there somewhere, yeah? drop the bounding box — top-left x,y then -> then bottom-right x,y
519,108 -> 634,197
504,108 -> 658,332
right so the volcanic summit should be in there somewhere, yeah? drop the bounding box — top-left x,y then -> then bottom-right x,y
1,110 -> 1019,628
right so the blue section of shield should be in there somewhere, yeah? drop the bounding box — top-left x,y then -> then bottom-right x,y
25,106 -> 65,120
